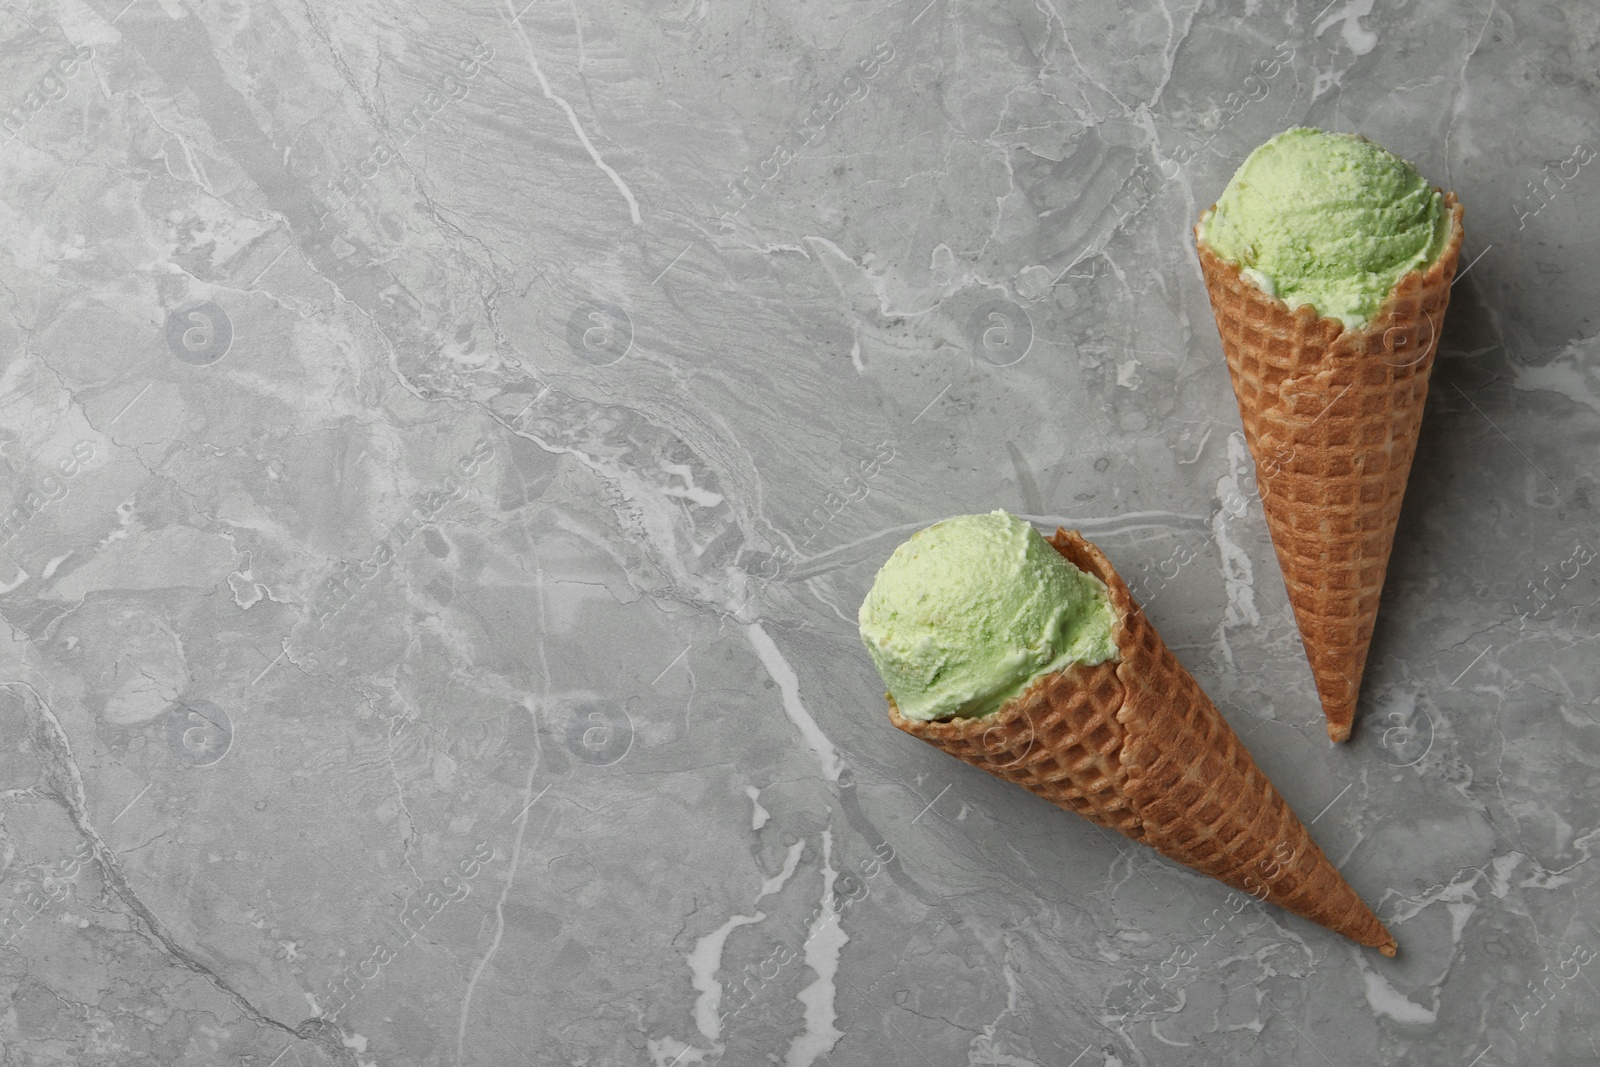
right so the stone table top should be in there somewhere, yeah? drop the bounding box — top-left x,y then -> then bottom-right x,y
0,1 -> 1596,1064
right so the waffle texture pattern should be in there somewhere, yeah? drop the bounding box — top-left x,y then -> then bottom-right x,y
887,529 -> 1397,954
1195,192 -> 1466,741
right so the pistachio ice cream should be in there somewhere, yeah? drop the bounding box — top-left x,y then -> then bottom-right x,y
1197,127 -> 1448,328
857,511 -> 1117,722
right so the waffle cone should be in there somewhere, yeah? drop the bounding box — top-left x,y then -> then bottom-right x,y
887,529 -> 1396,955
1195,193 -> 1466,742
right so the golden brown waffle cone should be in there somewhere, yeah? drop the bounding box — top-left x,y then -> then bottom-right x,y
1194,193 -> 1465,742
887,529 -> 1397,955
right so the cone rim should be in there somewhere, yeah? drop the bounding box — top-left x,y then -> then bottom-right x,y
1193,187 -> 1465,342
885,531 -> 1136,739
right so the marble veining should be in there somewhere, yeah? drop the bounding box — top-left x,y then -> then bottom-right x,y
0,0 -> 1597,1064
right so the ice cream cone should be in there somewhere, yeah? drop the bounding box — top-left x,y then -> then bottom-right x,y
887,528 -> 1397,955
1194,192 -> 1465,742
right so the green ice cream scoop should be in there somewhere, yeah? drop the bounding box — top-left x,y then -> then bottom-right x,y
1200,127 -> 1449,329
858,511 -> 1118,722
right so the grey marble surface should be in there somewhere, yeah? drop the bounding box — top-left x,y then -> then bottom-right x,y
0,0 -> 1596,1064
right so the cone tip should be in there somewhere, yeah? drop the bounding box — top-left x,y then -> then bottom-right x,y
1378,940 -> 1398,958
1327,720 -> 1352,744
